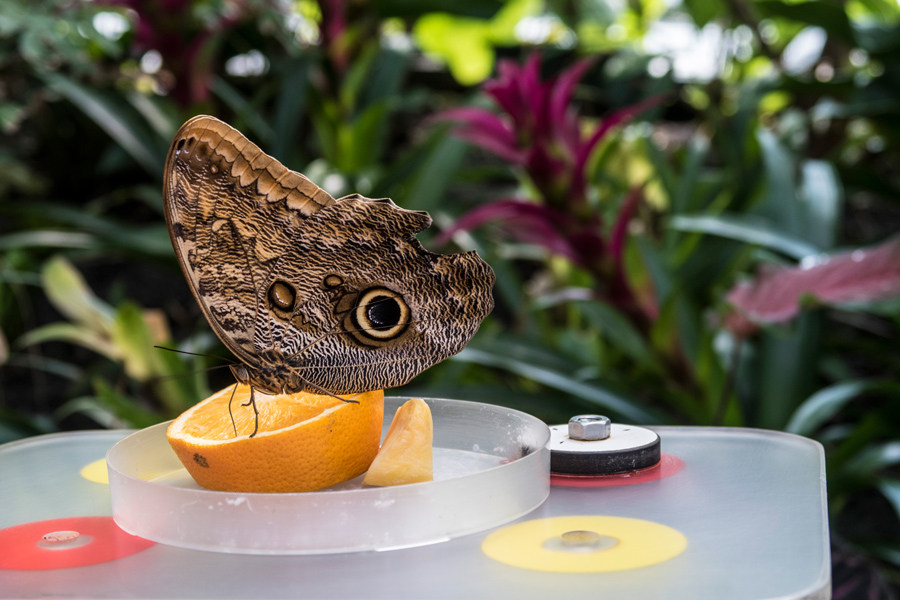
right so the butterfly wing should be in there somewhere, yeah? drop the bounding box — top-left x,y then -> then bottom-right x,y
163,115 -> 335,367
257,194 -> 495,393
164,115 -> 495,394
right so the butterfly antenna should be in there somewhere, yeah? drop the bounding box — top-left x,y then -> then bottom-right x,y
227,383 -> 239,437
153,346 -> 234,362
241,386 -> 260,438
150,363 -> 234,385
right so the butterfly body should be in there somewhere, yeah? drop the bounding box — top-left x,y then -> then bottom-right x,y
164,116 -> 494,400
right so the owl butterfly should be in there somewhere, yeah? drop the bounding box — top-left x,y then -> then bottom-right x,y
163,116 -> 494,436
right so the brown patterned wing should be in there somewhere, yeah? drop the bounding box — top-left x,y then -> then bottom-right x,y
251,194 -> 496,394
162,115 -> 335,367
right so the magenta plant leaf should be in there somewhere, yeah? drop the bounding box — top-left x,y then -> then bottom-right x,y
549,58 -> 593,128
435,107 -> 525,164
435,199 -> 584,264
727,238 -> 900,323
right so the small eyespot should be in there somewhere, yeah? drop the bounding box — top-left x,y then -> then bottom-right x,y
210,165 -> 218,174
323,274 -> 344,289
176,139 -> 185,153
268,281 -> 295,312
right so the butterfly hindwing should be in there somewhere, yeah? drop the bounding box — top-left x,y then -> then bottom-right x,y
254,195 -> 495,393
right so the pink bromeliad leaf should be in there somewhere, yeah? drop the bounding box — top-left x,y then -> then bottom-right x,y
433,107 -> 526,164
434,199 -> 585,264
727,238 -> 900,323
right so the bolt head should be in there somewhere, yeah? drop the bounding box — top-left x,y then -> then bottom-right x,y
568,415 -> 611,441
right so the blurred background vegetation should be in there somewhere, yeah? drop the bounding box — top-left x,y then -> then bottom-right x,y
2,0 -> 900,594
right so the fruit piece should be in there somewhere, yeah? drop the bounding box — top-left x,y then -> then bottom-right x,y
166,385 -> 384,493
363,398 -> 433,486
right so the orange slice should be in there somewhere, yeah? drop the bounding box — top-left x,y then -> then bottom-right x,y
166,385 -> 384,493
363,398 -> 433,486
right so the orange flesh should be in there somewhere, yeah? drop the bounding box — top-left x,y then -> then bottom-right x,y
363,398 -> 433,487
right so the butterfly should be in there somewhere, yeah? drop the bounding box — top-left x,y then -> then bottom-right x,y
163,115 -> 495,435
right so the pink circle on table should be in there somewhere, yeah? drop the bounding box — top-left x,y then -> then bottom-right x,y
550,453 -> 684,488
0,516 -> 154,570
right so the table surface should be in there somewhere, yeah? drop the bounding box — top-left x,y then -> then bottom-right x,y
0,426 -> 830,600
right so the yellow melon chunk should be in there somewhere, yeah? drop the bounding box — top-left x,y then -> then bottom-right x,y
363,398 -> 433,486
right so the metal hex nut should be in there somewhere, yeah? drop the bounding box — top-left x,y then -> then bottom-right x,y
568,415 -> 611,441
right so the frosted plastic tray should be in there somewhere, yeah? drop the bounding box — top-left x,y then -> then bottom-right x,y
106,397 -> 550,554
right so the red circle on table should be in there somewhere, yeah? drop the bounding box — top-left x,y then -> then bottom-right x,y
550,453 -> 685,487
0,516 -> 154,570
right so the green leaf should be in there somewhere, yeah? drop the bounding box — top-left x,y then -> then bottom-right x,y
91,378 -> 161,429
569,300 -> 657,368
40,256 -> 114,334
110,301 -> 155,382
786,379 -> 900,436
682,0 -> 724,31
39,71 -> 165,176
16,322 -> 116,359
270,57 -> 311,164
669,214 -> 820,259
400,132 -> 469,212
846,442 -> 900,475
878,479 -> 900,524
756,312 -> 822,429
0,230 -> 97,250
374,0 -> 504,19
211,76 -> 274,147
756,1 -> 855,43
799,160 -> 842,251
452,347 -> 664,423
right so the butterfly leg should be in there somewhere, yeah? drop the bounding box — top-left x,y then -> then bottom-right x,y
300,378 -> 361,405
227,383 -> 239,437
241,387 -> 260,438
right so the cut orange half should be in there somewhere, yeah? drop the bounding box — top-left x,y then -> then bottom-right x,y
166,385 -> 384,493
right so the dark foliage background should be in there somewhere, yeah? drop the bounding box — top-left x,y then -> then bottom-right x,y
2,0 -> 900,595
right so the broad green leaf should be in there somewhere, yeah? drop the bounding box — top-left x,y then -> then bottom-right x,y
756,312 -> 822,429
271,57 -> 311,164
16,322 -> 116,359
4,354 -> 82,380
40,256 -> 114,335
755,128 -> 802,236
110,301 -> 155,381
682,0 -> 724,27
878,479 -> 900,524
401,133 -> 469,212
670,214 -> 820,259
374,0 -> 504,19
92,378 -> 161,429
786,379 -> 900,436
40,71 -> 165,175
569,300 -> 657,368
845,442 -> 900,474
211,76 -> 274,146
799,160 -> 842,251
0,230 -> 97,250
453,347 -> 664,423
756,1 -> 855,43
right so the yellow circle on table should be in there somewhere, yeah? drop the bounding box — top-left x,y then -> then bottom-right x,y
80,458 -> 109,484
482,516 -> 687,573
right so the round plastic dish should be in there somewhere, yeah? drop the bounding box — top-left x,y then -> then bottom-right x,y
107,397 -> 550,555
